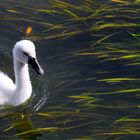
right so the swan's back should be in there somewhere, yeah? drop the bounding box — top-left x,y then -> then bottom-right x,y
0,71 -> 15,104
0,71 -> 15,89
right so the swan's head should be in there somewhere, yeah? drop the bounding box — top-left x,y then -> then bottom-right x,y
13,40 -> 44,75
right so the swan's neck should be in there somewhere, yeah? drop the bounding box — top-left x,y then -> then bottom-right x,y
13,58 -> 32,104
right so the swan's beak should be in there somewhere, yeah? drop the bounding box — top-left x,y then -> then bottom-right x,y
28,57 -> 44,75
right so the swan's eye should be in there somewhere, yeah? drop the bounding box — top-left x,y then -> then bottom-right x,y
23,52 -> 29,56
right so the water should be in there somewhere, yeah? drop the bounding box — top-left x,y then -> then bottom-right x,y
0,0 -> 140,139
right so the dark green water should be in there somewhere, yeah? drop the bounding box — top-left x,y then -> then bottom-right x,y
0,0 -> 140,140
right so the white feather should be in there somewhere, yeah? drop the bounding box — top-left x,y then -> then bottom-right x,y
0,72 -> 15,104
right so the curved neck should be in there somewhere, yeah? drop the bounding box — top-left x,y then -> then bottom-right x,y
14,58 -> 32,96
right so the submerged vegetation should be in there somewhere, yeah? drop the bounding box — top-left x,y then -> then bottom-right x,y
0,0 -> 140,139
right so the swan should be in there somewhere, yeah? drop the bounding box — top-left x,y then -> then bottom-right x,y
0,40 -> 44,106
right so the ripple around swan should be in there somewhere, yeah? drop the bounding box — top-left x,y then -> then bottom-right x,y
31,77 -> 49,112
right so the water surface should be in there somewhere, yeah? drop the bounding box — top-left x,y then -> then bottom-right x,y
0,0 -> 140,140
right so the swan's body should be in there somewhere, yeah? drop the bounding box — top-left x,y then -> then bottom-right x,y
0,40 -> 43,106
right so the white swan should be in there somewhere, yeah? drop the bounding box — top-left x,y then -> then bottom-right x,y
0,40 -> 44,106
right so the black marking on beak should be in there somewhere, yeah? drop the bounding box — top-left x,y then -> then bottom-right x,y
28,57 -> 44,75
